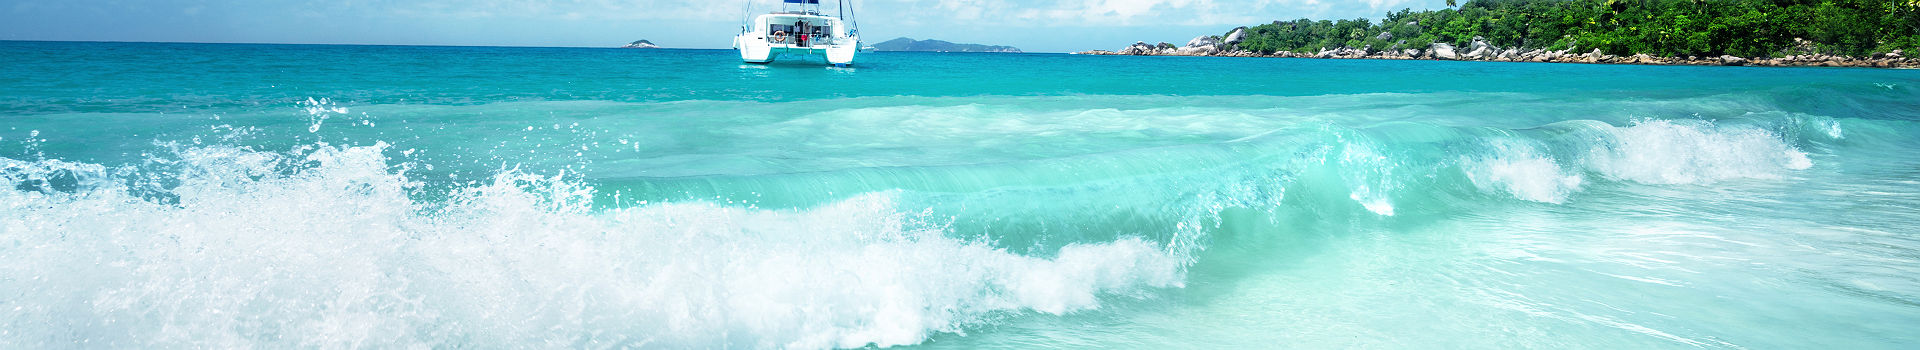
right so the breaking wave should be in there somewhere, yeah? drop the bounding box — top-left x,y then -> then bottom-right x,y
0,111 -> 1837,348
1461,118 -> 1823,204
0,143 -> 1185,349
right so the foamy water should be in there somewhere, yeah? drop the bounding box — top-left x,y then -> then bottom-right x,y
3,143 -> 1192,348
5,42 -> 1920,348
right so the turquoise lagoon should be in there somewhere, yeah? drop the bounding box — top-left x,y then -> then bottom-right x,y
3,41 -> 1920,348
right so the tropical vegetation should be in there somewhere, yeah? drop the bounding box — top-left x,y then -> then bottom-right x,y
1230,0 -> 1920,58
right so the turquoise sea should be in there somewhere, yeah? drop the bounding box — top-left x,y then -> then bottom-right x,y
4,40 -> 1920,348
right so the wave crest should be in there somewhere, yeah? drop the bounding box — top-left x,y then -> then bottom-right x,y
0,143 -> 1185,349
1583,119 -> 1813,185
1460,118 -> 1818,203
1462,139 -> 1585,204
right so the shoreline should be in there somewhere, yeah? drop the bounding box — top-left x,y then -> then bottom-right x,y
1073,47 -> 1920,69
1073,35 -> 1918,69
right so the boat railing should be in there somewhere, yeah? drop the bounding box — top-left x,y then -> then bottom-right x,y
765,25 -> 836,47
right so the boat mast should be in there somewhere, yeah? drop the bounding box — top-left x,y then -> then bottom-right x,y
838,0 -> 858,34
741,0 -> 753,33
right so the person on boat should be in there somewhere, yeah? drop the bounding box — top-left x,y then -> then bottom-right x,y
793,20 -> 808,46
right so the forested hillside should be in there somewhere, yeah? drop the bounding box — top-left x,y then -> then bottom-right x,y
1232,0 -> 1920,57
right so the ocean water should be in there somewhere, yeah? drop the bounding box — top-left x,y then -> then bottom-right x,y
3,40 -> 1919,348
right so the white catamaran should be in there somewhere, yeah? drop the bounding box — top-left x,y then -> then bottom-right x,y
734,0 -> 860,66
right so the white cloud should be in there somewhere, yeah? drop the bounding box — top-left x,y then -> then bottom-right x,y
21,0 -> 1438,29
310,0 -> 748,21
880,0 -> 1253,26
127,0 -> 1440,27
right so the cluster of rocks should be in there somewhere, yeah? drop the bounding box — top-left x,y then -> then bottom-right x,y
1092,27 -> 1249,56
1076,31 -> 1917,68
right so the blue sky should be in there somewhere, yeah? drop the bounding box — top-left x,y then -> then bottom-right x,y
2,0 -> 1450,53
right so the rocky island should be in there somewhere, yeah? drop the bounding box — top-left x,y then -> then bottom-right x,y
1075,0 -> 1918,68
621,40 -> 660,49
872,37 -> 1022,53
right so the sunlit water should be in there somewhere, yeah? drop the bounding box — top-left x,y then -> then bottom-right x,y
3,41 -> 1919,348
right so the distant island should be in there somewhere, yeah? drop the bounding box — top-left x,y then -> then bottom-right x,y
872,38 -> 1022,53
1076,0 -> 1918,68
621,40 -> 659,49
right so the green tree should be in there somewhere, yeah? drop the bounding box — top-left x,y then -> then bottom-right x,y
1227,0 -> 1919,58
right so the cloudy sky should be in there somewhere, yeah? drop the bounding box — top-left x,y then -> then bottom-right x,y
2,0 -> 1448,52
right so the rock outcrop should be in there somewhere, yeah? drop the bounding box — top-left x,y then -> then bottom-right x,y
1176,35 -> 1223,55
1223,27 -> 1247,48
621,40 -> 660,49
1429,43 -> 1458,60
1465,36 -> 1495,59
1118,41 -> 1152,55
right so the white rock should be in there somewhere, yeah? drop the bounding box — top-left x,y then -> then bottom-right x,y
1468,36 -> 1495,54
1223,27 -> 1247,46
1186,35 -> 1218,48
1430,43 -> 1458,60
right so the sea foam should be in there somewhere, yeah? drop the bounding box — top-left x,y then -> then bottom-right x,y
1462,139 -> 1585,204
0,143 -> 1186,349
1462,119 -> 1817,203
1583,119 -> 1813,185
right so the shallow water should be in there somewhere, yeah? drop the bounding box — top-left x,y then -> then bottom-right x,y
3,41 -> 1919,348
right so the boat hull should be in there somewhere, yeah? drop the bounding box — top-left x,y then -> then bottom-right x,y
736,37 -> 857,66
736,35 -> 775,64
